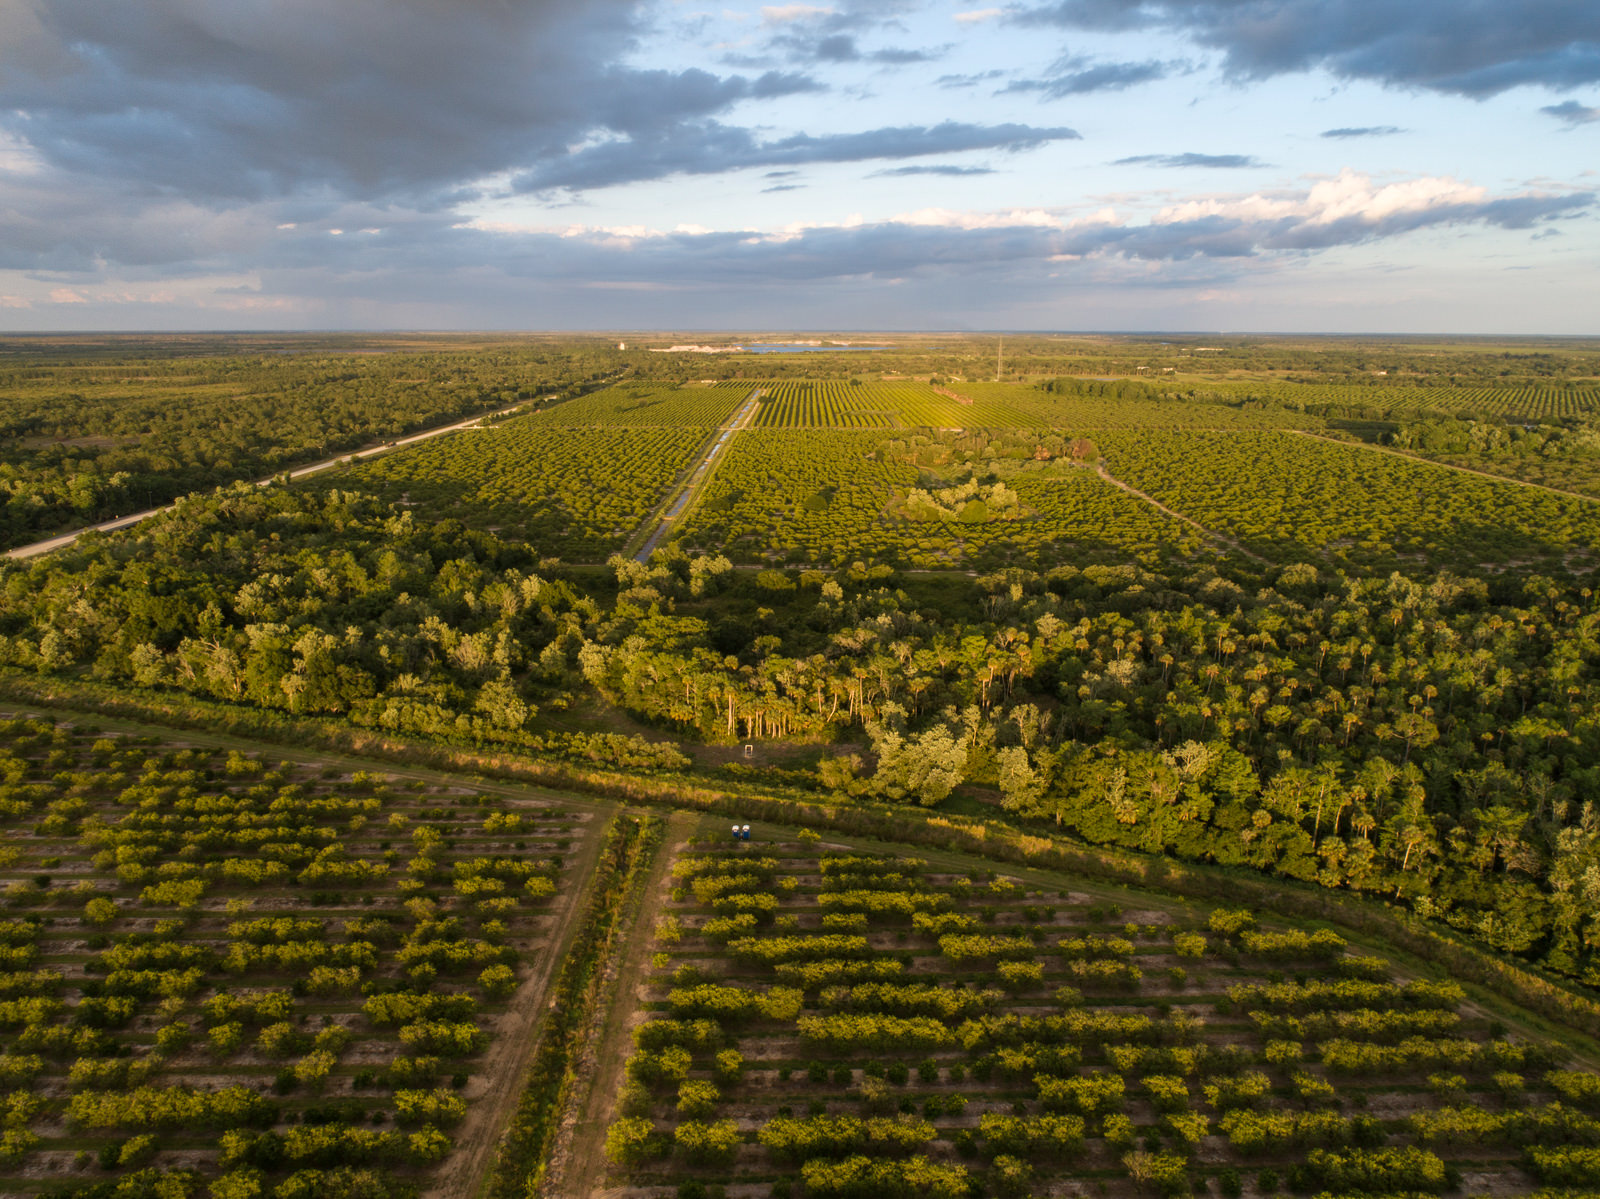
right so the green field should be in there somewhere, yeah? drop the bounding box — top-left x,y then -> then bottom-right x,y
675,430 -> 1206,568
748,381 -> 1056,429
1094,430 -> 1600,572
524,383 -> 748,428
0,338 -> 624,550
949,383 -> 1318,430
333,420 -> 708,559
1192,379 -> 1600,421
303,372 -> 1600,575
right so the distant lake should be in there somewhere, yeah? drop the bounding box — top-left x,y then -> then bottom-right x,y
740,344 -> 885,353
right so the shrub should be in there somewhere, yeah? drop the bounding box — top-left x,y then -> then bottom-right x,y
82,897 -> 119,926
673,1118 -> 741,1165
1207,910 -> 1255,937
676,1080 -> 720,1119
800,1154 -> 968,1199
605,1117 -> 661,1166
1123,1150 -> 1190,1197
1171,932 -> 1207,958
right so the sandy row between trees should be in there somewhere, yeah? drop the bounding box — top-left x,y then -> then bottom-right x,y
537,809 -> 703,1198
421,812 -> 614,1199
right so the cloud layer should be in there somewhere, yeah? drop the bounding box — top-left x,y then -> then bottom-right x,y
512,121 -> 1079,192
1011,0 -> 1600,97
7,167 -> 1574,286
1115,153 -> 1265,168
1542,100 -> 1600,126
3,0 -> 661,202
1005,57 -> 1179,96
1321,126 -> 1405,139
0,0 -> 1592,331
0,0 -> 1046,203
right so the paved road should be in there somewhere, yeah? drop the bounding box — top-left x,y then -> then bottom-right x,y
633,389 -> 762,563
3,397 -> 547,561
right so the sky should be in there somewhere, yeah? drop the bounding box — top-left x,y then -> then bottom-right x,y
0,0 -> 1596,333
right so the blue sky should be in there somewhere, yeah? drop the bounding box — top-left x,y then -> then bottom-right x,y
0,0 -> 1595,332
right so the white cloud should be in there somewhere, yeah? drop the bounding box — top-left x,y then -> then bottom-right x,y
456,218 -> 685,241
761,4 -> 833,24
1072,206 -> 1121,227
455,177 -> 1574,253
953,8 -> 1002,23
0,130 -> 42,176
1153,170 -> 1492,227
891,206 -> 1063,229
584,225 -> 669,241
1304,173 -> 1489,226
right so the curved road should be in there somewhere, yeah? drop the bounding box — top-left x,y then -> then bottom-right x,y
3,396 -> 555,562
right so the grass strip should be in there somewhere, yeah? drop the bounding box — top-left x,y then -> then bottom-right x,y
481,810 -> 663,1199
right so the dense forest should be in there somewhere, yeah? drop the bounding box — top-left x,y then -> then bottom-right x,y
4,481 -> 1600,991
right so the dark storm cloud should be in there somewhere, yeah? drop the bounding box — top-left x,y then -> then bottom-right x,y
511,121 -> 1080,192
1115,153 -> 1265,168
1321,126 -> 1405,138
1542,100 -> 1600,126
1008,0 -> 1600,97
0,0 -> 823,204
872,165 -> 997,175
1005,58 -> 1175,96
